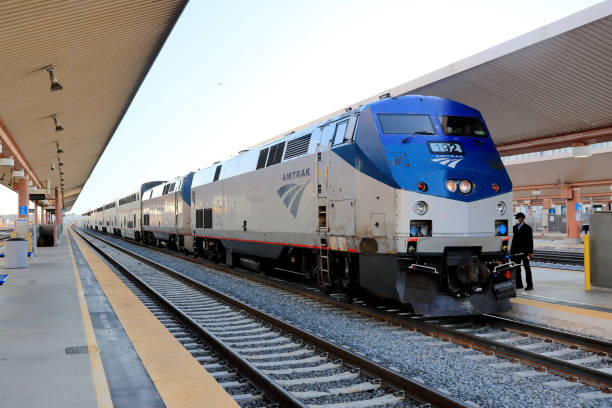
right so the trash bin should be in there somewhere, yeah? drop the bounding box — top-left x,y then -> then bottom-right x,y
5,238 -> 28,269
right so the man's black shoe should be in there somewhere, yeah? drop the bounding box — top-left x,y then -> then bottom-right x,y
516,285 -> 524,289
524,286 -> 534,291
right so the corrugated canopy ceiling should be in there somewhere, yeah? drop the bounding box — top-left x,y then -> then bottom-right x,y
0,0 -> 187,210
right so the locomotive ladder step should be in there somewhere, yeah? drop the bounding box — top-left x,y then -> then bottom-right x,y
319,242 -> 332,285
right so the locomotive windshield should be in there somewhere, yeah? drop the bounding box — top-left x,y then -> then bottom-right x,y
438,116 -> 487,137
377,114 -> 434,134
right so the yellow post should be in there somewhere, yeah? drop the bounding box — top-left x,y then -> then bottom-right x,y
584,233 -> 591,291
27,231 -> 32,256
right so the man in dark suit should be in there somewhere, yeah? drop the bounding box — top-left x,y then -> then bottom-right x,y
510,212 -> 534,290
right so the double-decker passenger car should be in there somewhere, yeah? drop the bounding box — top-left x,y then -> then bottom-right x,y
116,181 -> 164,240
142,173 -> 194,251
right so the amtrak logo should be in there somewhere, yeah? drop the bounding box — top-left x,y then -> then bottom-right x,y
432,156 -> 463,168
277,180 -> 310,217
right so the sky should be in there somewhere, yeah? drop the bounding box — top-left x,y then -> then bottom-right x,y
0,0 -> 603,214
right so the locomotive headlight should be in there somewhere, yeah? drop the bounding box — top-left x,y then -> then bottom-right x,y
459,180 -> 472,194
496,201 -> 506,215
446,180 -> 457,193
413,201 -> 428,215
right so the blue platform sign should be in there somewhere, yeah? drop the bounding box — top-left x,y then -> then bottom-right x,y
19,205 -> 27,216
575,203 -> 581,211
549,208 -> 555,214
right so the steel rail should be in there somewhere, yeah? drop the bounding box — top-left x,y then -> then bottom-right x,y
76,227 -> 467,408
79,228 -> 611,389
533,250 -> 584,265
476,314 -> 612,355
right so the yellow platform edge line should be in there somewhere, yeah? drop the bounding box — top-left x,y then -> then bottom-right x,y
67,233 -> 114,408
70,229 -> 239,408
511,297 -> 612,321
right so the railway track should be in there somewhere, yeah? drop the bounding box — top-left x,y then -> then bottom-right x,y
74,227 -> 467,408
533,249 -> 584,266
79,228 -> 611,394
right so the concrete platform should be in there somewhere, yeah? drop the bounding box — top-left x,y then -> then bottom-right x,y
504,266 -> 612,340
0,233 -> 106,407
0,229 -> 238,408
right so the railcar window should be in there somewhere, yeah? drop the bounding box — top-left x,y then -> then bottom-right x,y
266,141 -> 285,167
438,116 -> 487,137
213,165 -> 222,182
203,208 -> 213,228
332,121 -> 348,146
377,114 -> 434,134
256,148 -> 269,169
196,209 -> 204,228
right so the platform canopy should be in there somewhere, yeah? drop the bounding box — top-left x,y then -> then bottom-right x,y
0,0 -> 187,210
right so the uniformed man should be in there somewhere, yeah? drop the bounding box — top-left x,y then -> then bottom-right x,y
510,212 -> 534,290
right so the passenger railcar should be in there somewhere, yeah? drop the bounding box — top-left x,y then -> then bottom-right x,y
116,181 -> 164,239
101,200 -> 117,234
92,206 -> 104,231
142,173 -> 194,251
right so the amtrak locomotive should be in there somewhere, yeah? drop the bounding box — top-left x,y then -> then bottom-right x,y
83,95 -> 518,316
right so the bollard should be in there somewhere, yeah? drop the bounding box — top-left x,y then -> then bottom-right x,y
584,233 -> 591,291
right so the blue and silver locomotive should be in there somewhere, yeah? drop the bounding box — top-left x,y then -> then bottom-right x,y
85,95 -> 518,316
189,95 -> 518,315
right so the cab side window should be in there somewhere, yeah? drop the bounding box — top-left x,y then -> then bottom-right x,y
332,120 -> 348,146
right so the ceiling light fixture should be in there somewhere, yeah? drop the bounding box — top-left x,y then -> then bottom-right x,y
572,144 -> 592,158
51,115 -> 64,132
44,65 -> 63,91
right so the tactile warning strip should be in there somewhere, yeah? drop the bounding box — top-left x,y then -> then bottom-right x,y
511,297 -> 612,321
71,229 -> 239,408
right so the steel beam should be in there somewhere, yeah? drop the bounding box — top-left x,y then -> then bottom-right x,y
498,126 -> 612,156
0,119 -> 42,188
